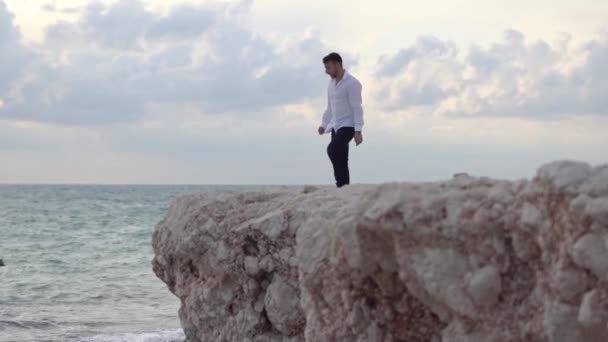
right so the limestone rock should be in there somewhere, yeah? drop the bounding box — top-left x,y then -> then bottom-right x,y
467,265 -> 502,307
578,290 -> 607,327
551,265 -> 590,301
152,161 -> 608,342
264,275 -> 305,336
570,233 -> 608,280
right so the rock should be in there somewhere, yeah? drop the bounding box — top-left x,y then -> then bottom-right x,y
301,185 -> 319,194
467,265 -> 502,307
152,161 -> 608,342
407,248 -> 475,318
570,233 -> 608,280
537,160 -> 592,193
259,255 -> 275,273
0,259 -> 4,267
543,302 -> 586,342
264,275 -> 305,336
519,202 -> 543,228
579,165 -> 608,196
551,265 -> 590,301
453,172 -> 469,178
512,231 -> 540,260
585,198 -> 608,226
578,290 -> 607,327
244,256 -> 260,276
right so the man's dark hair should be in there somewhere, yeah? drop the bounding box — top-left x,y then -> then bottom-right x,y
323,52 -> 343,65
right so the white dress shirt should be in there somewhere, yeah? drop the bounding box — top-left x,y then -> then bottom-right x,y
321,71 -> 364,133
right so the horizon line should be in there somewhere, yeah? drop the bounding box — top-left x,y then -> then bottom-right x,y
0,182 -> 322,186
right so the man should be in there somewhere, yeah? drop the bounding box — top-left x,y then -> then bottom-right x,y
318,52 -> 364,188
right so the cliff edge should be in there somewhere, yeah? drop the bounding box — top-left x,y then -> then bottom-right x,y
152,161 -> 608,342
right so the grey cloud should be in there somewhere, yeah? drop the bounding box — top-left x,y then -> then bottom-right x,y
45,20 -> 83,45
147,44 -> 193,68
503,29 -> 525,45
131,27 -> 330,114
0,0 -> 339,125
61,7 -> 80,14
79,0 -> 154,49
48,0 -> 219,49
467,45 -> 500,72
225,0 -> 253,17
467,34 -> 558,76
376,36 -> 457,77
0,2 -> 20,50
375,29 -> 608,118
385,83 -> 453,110
416,35 -> 455,55
0,2 -> 35,96
1,69 -> 143,125
42,3 -> 56,12
374,35 -> 461,108
578,37 -> 608,112
459,31 -> 608,118
42,2 -> 79,14
376,48 -> 417,78
146,5 -> 216,41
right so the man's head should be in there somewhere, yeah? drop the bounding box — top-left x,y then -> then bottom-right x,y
323,52 -> 343,79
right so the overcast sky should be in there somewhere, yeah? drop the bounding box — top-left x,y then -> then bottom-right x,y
1,0 -> 607,184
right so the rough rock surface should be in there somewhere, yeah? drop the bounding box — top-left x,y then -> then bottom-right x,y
152,161 -> 608,342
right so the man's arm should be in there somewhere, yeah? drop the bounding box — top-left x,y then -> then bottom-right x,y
321,89 -> 332,130
348,81 -> 364,132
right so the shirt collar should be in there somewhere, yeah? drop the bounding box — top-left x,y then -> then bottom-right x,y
334,70 -> 349,84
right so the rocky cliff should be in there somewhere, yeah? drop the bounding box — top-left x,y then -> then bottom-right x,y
152,161 -> 608,342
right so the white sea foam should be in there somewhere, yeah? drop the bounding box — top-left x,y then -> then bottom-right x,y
78,329 -> 185,342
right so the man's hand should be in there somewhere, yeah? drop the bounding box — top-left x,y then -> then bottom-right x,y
354,131 -> 363,146
318,126 -> 325,135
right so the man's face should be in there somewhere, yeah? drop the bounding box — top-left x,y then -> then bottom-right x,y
324,61 -> 340,79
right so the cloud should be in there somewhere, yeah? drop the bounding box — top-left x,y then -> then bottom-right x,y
42,3 -> 55,12
374,29 -> 608,118
42,2 -> 80,14
67,0 -> 217,48
0,1 -> 34,96
0,0 -> 340,125
374,36 -> 461,109
78,0 -> 154,49
145,4 -> 216,41
375,36 -> 457,78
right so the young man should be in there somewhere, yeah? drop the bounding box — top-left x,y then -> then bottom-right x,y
318,52 -> 364,188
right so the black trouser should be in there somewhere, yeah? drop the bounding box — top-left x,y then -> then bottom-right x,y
327,127 -> 355,188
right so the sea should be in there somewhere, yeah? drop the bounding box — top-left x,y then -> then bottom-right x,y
0,185 -> 258,342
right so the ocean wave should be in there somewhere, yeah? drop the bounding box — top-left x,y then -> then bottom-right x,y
78,329 -> 185,342
0,319 -> 57,329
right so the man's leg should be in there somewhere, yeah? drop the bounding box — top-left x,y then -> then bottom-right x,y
327,127 -> 355,187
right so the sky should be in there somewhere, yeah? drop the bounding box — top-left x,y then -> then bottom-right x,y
0,0 -> 607,184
